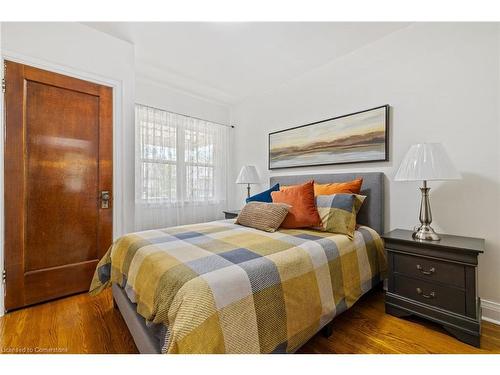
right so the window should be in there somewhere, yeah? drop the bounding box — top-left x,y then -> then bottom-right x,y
136,104 -> 229,206
138,107 -> 177,203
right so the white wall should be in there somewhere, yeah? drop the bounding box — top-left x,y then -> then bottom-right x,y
0,22 -> 136,315
231,23 -> 500,314
136,77 -> 231,125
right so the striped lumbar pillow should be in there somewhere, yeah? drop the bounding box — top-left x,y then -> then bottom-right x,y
236,201 -> 290,232
316,194 -> 366,238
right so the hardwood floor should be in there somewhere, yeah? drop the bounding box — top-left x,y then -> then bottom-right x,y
1,288 -> 499,354
0,289 -> 136,354
298,291 -> 500,354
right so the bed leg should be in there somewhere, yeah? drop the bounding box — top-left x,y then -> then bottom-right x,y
321,322 -> 333,338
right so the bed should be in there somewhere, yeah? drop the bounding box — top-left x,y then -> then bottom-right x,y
90,172 -> 386,354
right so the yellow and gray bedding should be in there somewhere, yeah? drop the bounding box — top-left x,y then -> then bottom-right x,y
90,220 -> 386,353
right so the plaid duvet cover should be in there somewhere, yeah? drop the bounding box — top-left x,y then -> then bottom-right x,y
90,220 -> 386,354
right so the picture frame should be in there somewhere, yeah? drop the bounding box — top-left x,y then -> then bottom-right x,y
268,105 -> 389,170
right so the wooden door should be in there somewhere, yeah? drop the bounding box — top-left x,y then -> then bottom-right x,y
4,61 -> 113,311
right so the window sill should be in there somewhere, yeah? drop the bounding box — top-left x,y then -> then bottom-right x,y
135,200 -> 226,209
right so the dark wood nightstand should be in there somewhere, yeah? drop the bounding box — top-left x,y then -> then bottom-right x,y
223,210 -> 240,219
382,229 -> 485,347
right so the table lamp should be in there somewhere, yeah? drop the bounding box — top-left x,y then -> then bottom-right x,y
394,143 -> 461,241
236,165 -> 260,198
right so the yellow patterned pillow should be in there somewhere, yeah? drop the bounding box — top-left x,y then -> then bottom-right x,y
236,202 -> 290,232
315,194 -> 366,238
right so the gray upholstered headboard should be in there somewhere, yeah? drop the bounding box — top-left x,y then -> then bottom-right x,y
270,172 -> 384,234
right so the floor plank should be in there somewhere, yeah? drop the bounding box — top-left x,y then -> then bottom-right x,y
1,289 -> 499,354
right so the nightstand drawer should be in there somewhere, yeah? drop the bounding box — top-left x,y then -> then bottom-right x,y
392,252 -> 465,288
393,274 -> 466,315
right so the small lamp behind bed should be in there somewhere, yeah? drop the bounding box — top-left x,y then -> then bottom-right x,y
236,165 -> 260,198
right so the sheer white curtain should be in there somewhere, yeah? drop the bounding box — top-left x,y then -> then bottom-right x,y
135,104 -> 230,230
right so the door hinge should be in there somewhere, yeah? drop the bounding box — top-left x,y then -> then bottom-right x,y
2,269 -> 5,295
2,60 -> 5,93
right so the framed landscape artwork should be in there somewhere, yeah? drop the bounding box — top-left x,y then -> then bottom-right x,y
268,105 -> 389,169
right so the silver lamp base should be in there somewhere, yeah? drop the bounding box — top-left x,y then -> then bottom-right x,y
413,180 -> 440,242
413,224 -> 440,241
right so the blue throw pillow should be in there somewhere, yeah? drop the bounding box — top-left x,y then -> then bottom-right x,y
246,183 -> 280,203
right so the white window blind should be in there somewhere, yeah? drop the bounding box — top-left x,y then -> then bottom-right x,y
135,104 -> 230,230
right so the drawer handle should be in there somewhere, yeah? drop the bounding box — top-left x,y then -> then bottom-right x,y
416,264 -> 435,275
416,287 -> 436,299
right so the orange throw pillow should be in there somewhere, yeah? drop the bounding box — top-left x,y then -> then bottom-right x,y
271,180 -> 321,228
314,178 -> 363,196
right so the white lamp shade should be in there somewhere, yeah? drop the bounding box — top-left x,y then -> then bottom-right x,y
394,143 -> 461,181
235,165 -> 260,184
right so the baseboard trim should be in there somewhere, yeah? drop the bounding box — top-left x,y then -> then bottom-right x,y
482,299 -> 500,325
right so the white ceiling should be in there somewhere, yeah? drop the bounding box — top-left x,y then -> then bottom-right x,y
85,22 -> 410,104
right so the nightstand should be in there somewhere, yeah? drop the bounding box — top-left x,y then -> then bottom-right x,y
223,210 -> 240,219
383,229 -> 485,347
